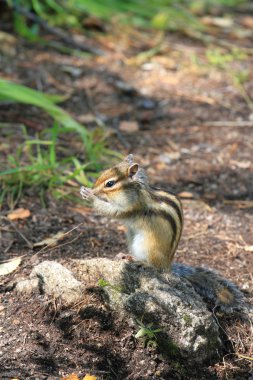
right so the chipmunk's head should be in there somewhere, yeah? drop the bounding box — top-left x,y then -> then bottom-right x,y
92,155 -> 147,209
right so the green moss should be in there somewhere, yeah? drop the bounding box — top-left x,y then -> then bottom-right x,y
182,313 -> 193,326
171,361 -> 187,376
97,278 -> 123,292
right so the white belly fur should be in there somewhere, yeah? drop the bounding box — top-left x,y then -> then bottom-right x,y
131,232 -> 148,262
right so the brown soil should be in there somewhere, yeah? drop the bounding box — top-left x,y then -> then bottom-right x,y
0,13 -> 253,380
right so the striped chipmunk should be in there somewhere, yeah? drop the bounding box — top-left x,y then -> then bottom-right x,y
80,154 -> 246,313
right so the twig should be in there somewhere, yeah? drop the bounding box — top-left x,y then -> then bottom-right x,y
11,3 -> 103,56
204,120 -> 253,128
1,216 -> 33,249
33,222 -> 84,255
223,200 -> 253,209
236,354 -> 253,361
42,232 -> 83,254
4,240 -> 14,254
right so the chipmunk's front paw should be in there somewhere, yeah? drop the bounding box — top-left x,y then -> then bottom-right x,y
80,186 -> 93,200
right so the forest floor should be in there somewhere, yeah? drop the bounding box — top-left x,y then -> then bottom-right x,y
0,11 -> 253,380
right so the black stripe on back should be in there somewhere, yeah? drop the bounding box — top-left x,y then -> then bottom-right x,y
121,208 -> 177,241
149,190 -> 183,225
155,195 -> 182,225
156,209 -> 177,240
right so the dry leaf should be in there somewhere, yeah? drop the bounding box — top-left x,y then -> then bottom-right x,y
158,152 -> 181,163
244,245 -> 253,252
179,191 -> 194,199
117,225 -> 127,232
155,162 -> 167,170
0,257 -> 22,276
201,16 -> 233,28
77,113 -> 97,123
83,375 -> 97,380
7,208 -> 31,220
119,120 -> 139,133
230,160 -> 251,169
0,31 -> 17,56
241,16 -> 253,29
61,374 -> 79,380
33,231 -> 66,248
70,206 -> 92,215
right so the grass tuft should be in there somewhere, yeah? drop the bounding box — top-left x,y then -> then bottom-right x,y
0,79 -> 119,208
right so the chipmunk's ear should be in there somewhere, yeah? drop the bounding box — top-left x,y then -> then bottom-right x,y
128,163 -> 139,178
125,154 -> 134,164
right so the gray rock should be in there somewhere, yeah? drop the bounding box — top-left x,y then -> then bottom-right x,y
16,261 -> 83,306
72,258 -> 221,362
16,258 -> 222,362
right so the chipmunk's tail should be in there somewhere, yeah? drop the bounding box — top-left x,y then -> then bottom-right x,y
172,263 -> 248,314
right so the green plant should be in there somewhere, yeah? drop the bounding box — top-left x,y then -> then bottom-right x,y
9,0 -> 81,35
8,0 -> 248,40
135,320 -> 162,348
204,48 -> 253,110
206,48 -> 247,69
0,122 -> 93,207
0,78 -> 110,206
0,79 -> 93,155
182,313 -> 192,327
231,69 -> 253,110
97,278 -> 123,292
0,78 -> 121,207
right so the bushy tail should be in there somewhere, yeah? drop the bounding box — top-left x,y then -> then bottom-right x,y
172,263 -> 247,313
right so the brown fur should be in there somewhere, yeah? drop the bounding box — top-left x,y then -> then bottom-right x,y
87,156 -> 183,269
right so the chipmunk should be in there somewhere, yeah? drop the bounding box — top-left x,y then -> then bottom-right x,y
80,155 -> 245,313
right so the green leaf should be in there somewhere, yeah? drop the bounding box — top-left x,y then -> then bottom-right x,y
0,78 -> 91,149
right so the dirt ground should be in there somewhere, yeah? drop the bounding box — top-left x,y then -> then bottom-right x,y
0,11 -> 253,380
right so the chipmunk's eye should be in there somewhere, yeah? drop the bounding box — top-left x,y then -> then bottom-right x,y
105,180 -> 116,188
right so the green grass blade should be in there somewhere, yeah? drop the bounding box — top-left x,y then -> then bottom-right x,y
0,78 -> 91,150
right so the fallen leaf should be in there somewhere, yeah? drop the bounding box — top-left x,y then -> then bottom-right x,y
0,257 -> 22,276
117,225 -> 127,232
119,120 -> 139,133
33,231 -> 66,248
0,31 -> 17,56
230,160 -> 251,169
70,206 -> 92,215
244,245 -> 253,252
158,152 -> 181,163
61,374 -> 79,380
83,375 -> 97,380
77,113 -> 97,123
201,16 -> 233,28
179,191 -> 194,199
7,208 -> 31,220
240,16 -> 253,29
154,162 -> 167,170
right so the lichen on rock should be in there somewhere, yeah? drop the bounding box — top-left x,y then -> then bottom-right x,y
16,258 -> 222,363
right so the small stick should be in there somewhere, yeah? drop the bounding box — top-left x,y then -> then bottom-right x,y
1,216 -> 33,249
43,232 -> 83,254
33,222 -> 84,255
4,240 -> 14,254
204,120 -> 253,128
